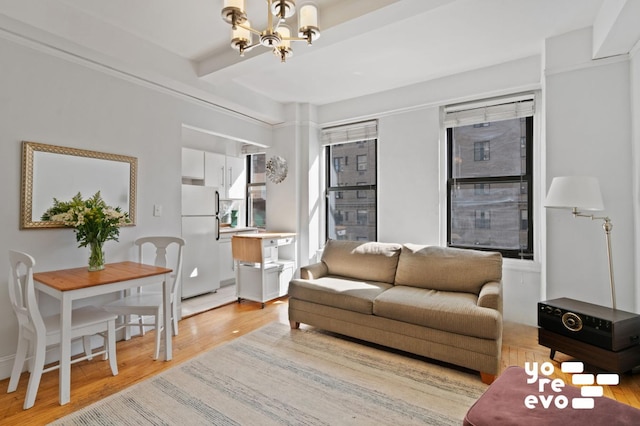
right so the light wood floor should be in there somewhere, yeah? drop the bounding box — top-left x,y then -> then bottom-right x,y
1,299 -> 639,425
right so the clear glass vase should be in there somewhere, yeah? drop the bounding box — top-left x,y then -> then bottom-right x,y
88,240 -> 105,271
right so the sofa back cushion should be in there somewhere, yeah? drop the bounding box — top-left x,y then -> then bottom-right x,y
321,240 -> 402,284
394,244 -> 502,294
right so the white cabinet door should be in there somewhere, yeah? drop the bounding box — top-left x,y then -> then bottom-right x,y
182,147 -> 204,179
204,151 -> 226,189
219,237 -> 235,284
226,156 -> 246,199
204,153 -> 245,198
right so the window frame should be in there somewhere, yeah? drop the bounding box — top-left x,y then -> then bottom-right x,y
446,116 -> 534,259
246,153 -> 266,229
325,139 -> 377,242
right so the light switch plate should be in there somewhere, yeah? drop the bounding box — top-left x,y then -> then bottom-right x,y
153,204 -> 162,217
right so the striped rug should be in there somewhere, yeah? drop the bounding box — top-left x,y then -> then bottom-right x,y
51,322 -> 487,425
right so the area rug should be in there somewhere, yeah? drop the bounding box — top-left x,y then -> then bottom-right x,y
51,322 -> 487,425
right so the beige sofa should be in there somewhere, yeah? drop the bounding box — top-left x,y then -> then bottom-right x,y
288,240 -> 503,384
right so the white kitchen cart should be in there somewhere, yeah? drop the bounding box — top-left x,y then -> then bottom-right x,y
232,232 -> 296,308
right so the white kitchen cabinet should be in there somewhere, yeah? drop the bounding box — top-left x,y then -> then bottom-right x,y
235,261 -> 294,307
205,152 -> 246,199
182,147 -> 205,180
204,151 -> 226,189
226,155 -> 246,199
219,238 -> 234,284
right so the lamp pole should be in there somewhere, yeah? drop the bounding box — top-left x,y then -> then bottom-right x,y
572,209 -> 616,310
602,217 -> 616,310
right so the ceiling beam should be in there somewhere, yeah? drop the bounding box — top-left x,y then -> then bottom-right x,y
592,0 -> 640,59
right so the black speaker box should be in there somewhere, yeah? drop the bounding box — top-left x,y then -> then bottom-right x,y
538,297 -> 640,351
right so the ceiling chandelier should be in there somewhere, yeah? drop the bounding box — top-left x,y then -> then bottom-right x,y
221,0 -> 320,62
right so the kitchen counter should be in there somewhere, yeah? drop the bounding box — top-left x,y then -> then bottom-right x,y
219,227 -> 258,234
231,232 -> 296,264
231,232 -> 296,239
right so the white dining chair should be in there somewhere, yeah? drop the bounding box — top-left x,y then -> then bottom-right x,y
103,236 -> 185,360
7,250 -> 119,410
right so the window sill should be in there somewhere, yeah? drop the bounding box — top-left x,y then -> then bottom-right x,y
502,257 -> 541,273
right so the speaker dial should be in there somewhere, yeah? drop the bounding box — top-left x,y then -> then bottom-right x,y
562,312 -> 583,332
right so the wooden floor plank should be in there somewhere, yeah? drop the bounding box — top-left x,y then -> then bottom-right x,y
0,300 -> 638,425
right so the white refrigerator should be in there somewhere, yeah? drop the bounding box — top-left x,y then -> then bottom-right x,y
181,185 -> 220,299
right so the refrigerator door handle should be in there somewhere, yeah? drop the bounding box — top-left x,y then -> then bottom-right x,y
215,190 -> 220,241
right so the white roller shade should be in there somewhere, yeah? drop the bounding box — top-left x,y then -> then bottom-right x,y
444,94 -> 535,127
321,120 -> 378,145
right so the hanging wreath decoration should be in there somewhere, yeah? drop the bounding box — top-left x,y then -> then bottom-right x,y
266,155 -> 288,184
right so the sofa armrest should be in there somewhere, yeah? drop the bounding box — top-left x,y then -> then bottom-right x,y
477,281 -> 502,311
300,262 -> 328,279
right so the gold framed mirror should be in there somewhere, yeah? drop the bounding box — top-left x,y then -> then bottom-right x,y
21,141 -> 137,229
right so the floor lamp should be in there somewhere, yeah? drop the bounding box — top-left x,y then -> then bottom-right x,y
544,176 -> 616,310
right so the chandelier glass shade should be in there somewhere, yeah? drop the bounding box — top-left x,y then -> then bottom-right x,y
221,0 -> 320,62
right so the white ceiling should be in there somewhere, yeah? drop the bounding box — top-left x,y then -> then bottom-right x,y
2,0 -> 634,124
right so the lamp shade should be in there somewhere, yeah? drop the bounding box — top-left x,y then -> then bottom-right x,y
224,0 -> 245,11
232,20 -> 252,43
299,3 -> 318,29
277,25 -> 292,48
544,176 -> 605,211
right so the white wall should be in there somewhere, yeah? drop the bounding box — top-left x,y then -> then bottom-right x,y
0,35 -> 270,378
377,108 -> 441,244
265,104 -> 320,270
631,42 -> 640,312
544,28 -> 635,312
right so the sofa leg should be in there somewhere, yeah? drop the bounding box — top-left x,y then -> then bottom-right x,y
290,321 -> 300,329
480,372 -> 496,385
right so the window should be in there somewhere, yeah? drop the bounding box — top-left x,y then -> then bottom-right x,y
475,183 -> 490,195
474,141 -> 490,161
356,182 -> 368,199
357,210 -> 368,225
246,153 -> 266,228
357,154 -> 368,171
445,95 -> 534,259
322,120 -> 377,242
475,210 -> 491,229
334,156 -> 347,172
520,209 -> 528,231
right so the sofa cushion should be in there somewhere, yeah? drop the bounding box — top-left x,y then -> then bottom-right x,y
373,286 -> 501,340
321,240 -> 402,284
394,245 -> 502,294
289,276 -> 393,315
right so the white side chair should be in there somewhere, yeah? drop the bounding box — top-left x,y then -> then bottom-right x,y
7,250 -> 118,410
103,236 -> 185,360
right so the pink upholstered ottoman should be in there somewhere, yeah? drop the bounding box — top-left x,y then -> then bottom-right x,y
464,366 -> 640,425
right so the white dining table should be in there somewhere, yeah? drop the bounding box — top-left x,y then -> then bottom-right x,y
33,261 -> 173,405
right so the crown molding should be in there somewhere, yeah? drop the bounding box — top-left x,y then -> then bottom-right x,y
545,53 -> 629,77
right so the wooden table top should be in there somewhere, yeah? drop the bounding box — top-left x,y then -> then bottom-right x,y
232,232 -> 296,240
33,261 -> 172,292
